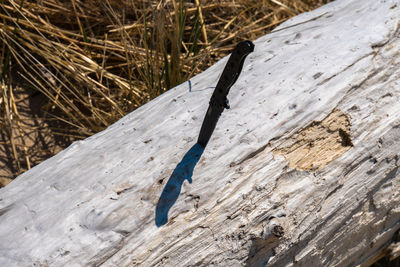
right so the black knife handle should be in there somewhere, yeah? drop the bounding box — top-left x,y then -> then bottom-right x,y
197,40 -> 254,148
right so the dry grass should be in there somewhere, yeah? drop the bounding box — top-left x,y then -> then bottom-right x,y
0,0 -> 332,182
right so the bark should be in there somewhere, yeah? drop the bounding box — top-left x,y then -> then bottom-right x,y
0,0 -> 400,266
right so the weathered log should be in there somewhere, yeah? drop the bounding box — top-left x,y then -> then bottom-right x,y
1,0 -> 400,266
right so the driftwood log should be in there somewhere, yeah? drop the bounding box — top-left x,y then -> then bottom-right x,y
1,0 -> 400,266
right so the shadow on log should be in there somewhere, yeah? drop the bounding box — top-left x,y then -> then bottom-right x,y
155,143 -> 204,226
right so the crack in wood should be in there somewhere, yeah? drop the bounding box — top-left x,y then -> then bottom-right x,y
233,144 -> 269,166
316,52 -> 374,87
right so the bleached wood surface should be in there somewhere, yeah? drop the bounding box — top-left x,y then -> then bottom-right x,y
1,0 -> 400,266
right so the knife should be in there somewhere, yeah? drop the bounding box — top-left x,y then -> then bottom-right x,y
197,40 -> 255,148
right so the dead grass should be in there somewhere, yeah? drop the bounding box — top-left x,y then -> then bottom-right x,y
0,0 -> 332,182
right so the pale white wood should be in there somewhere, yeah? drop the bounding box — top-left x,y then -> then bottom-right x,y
1,0 -> 400,266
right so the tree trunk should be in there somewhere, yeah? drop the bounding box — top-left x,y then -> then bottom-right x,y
1,0 -> 400,266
